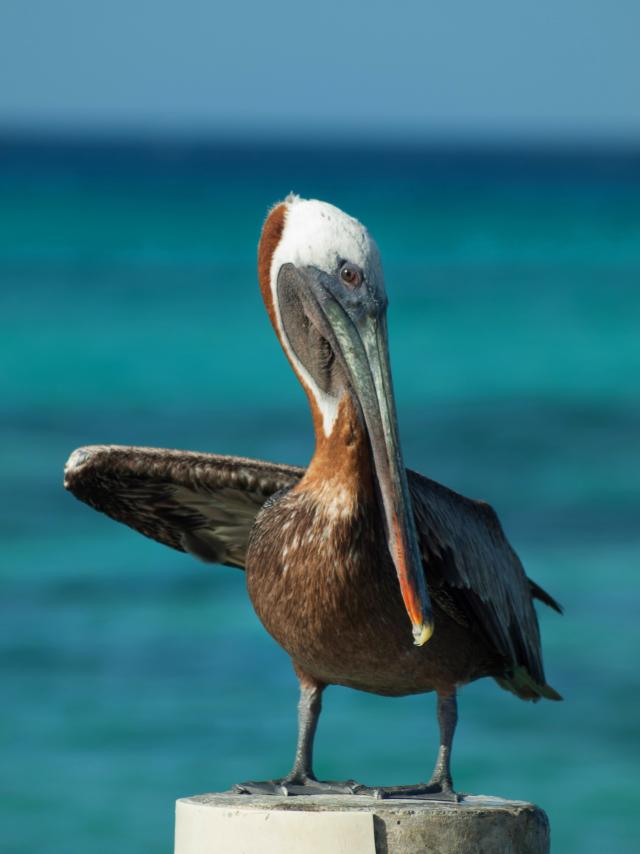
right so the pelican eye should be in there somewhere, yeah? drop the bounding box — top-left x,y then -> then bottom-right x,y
339,263 -> 362,288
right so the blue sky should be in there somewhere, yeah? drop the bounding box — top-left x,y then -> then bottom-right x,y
2,0 -> 639,139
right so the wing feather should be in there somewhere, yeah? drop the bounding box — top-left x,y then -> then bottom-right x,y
64,445 -> 303,568
408,470 -> 549,689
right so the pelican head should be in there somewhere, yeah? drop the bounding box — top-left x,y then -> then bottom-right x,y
258,195 -> 433,647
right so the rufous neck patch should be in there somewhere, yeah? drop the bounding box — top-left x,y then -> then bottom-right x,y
300,393 -> 374,507
257,202 -> 287,330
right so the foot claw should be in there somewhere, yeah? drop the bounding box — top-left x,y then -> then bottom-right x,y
231,784 -> 250,795
231,780 -> 286,796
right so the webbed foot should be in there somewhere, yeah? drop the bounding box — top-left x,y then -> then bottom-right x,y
231,775 -> 459,801
350,781 -> 460,801
232,775 -> 365,796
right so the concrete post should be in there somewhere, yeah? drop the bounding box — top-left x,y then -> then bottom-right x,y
175,792 -> 550,853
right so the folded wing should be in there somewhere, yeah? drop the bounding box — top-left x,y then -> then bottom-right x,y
408,470 -> 561,700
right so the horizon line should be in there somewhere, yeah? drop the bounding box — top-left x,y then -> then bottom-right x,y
2,122 -> 640,153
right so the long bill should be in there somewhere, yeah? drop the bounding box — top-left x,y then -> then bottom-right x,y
321,300 -> 434,646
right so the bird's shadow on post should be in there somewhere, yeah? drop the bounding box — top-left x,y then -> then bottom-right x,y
373,815 -> 389,854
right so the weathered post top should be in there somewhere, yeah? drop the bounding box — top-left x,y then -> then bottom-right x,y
175,792 -> 550,854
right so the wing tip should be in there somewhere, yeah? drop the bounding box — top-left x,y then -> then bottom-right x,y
64,445 -> 97,490
495,668 -> 563,703
541,684 -> 563,701
64,444 -> 119,493
529,579 -> 564,614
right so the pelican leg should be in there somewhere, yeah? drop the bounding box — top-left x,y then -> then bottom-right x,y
427,690 -> 458,792
233,687 -> 460,799
233,678 -> 362,796
351,691 -> 459,801
283,679 -> 323,784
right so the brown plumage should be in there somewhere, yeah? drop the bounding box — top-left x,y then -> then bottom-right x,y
65,419 -> 559,703
64,195 -> 561,797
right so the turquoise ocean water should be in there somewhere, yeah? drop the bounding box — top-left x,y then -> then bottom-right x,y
1,139 -> 639,852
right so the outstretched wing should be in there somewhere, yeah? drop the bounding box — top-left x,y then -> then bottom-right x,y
64,445 -> 304,568
408,470 -> 559,698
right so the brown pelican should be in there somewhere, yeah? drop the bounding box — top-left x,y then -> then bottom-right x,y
65,195 -> 561,799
